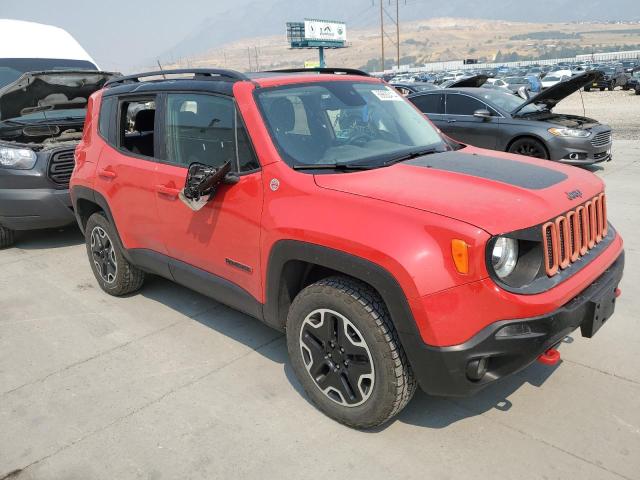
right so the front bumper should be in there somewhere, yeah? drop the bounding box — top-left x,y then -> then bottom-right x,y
0,187 -> 75,230
405,251 -> 624,397
546,133 -> 612,165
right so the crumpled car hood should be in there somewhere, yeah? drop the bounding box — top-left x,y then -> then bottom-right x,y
0,70 -> 116,120
314,149 -> 605,235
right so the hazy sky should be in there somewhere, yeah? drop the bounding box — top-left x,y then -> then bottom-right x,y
0,0 -> 249,71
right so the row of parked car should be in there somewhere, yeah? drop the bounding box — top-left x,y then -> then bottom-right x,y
389,59 -> 640,95
0,19 -> 626,430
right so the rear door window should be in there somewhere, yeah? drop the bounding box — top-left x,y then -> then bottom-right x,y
119,98 -> 156,158
410,93 -> 444,114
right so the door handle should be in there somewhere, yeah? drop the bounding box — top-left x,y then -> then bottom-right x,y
447,119 -> 457,124
155,184 -> 181,198
98,168 -> 117,179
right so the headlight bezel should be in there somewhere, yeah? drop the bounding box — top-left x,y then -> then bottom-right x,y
548,127 -> 591,138
0,145 -> 38,170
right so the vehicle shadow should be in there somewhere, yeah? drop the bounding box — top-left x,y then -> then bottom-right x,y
139,275 -> 286,365
394,361 -> 559,430
11,225 -> 84,250
139,274 -> 561,431
581,164 -> 605,173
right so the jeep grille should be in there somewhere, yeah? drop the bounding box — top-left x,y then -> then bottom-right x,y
542,193 -> 607,276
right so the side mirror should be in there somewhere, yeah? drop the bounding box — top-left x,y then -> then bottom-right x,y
180,161 -> 232,211
473,109 -> 492,120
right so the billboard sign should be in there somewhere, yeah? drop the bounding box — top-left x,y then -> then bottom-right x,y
304,19 -> 347,43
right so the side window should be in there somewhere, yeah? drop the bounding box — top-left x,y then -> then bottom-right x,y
165,93 -> 259,172
98,96 -> 116,142
446,94 -> 489,115
411,93 -> 444,114
119,98 -> 156,158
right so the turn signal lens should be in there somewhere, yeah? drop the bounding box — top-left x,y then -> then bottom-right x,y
451,239 -> 469,274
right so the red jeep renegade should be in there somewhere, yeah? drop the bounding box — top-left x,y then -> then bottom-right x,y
70,68 -> 624,428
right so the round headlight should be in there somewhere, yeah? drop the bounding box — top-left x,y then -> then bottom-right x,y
492,237 -> 519,279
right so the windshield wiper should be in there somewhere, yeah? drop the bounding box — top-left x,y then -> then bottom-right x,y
292,162 -> 375,171
382,147 -> 444,167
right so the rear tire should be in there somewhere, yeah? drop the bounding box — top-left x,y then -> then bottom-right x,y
286,276 -> 416,429
0,225 -> 15,249
584,86 -> 591,92
85,212 -> 144,296
508,137 -> 549,160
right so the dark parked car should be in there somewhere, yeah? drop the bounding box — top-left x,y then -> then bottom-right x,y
390,82 -> 440,96
584,67 -> 628,91
408,71 -> 612,165
0,68 -> 114,247
627,68 -> 640,95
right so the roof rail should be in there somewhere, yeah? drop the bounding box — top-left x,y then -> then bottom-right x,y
264,67 -> 371,77
104,68 -> 250,88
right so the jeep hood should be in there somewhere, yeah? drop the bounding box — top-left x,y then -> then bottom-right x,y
0,70 -> 116,120
314,150 -> 604,235
511,71 -> 602,116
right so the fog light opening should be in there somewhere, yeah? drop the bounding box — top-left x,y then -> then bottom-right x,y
466,357 -> 489,382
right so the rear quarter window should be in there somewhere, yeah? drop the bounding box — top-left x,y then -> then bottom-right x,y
98,96 -> 117,145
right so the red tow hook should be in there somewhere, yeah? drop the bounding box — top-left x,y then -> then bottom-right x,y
538,348 -> 561,366
615,288 -> 622,298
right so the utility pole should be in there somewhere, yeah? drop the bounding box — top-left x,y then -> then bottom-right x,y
247,47 -> 252,72
396,0 -> 400,69
379,0 -> 385,73
254,46 -> 260,71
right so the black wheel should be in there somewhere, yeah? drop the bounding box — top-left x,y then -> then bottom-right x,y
608,85 -> 614,91
600,87 -> 605,91
85,212 -> 144,296
508,137 -> 549,159
622,85 -> 629,91
0,225 -> 15,249
584,86 -> 591,92
636,89 -> 640,96
286,276 -> 416,429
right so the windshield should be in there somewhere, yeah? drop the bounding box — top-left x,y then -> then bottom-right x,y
473,89 -> 541,115
505,77 -> 527,84
0,58 -> 98,89
544,76 -> 561,82
256,81 -> 447,168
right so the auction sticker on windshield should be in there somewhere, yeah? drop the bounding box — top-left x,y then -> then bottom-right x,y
372,87 -> 404,101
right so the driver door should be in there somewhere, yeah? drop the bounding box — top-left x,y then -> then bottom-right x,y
153,92 -> 263,300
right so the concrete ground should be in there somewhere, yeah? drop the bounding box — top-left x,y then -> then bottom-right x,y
1,142 -> 639,480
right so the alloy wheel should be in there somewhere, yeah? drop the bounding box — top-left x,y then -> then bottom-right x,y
90,226 -> 117,283
299,308 -> 375,407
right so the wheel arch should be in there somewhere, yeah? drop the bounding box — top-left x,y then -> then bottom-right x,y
506,134 -> 550,159
71,186 -> 130,260
263,240 -> 421,339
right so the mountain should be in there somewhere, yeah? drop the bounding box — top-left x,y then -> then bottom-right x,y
156,0 -> 640,63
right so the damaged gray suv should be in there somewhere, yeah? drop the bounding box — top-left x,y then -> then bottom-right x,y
0,65 -> 113,247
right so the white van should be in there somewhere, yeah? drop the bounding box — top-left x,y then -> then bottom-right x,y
0,19 -> 99,88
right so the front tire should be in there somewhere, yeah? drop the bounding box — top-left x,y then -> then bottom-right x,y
85,212 -> 145,296
286,276 -> 416,429
508,137 -> 549,159
0,225 -> 15,249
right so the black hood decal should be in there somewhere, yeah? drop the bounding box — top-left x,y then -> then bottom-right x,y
405,151 -> 567,190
